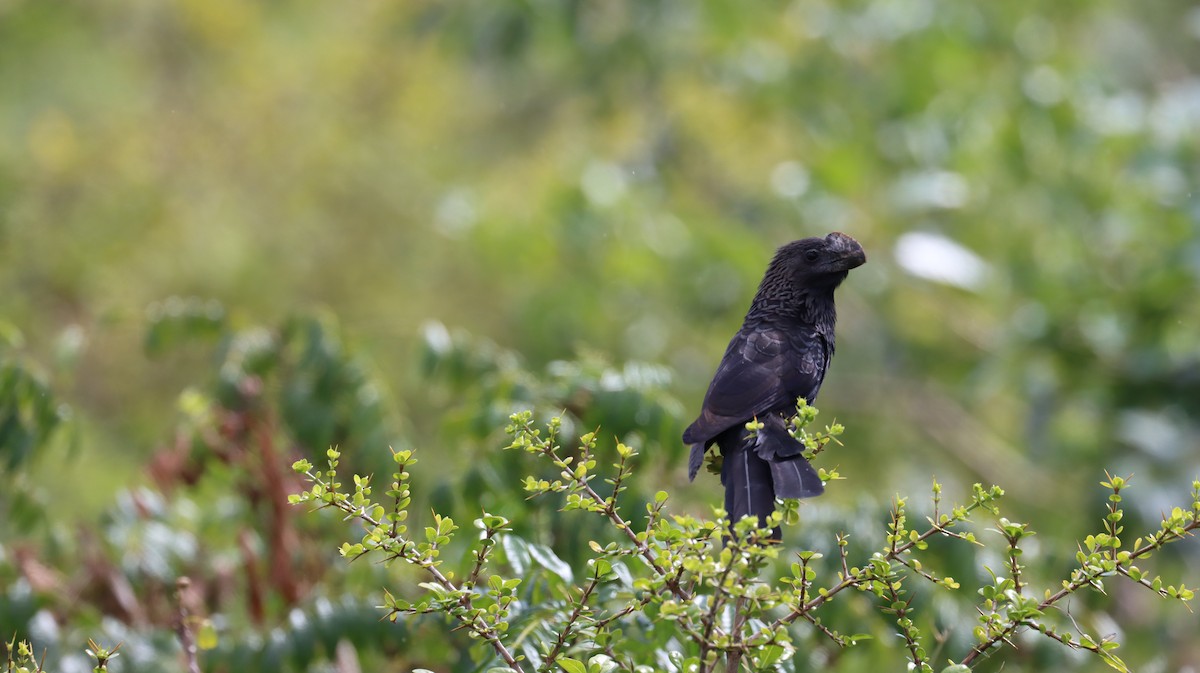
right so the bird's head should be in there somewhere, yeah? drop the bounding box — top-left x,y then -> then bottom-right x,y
772,232 -> 867,290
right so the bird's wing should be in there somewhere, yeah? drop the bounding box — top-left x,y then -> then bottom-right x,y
682,324 -> 827,445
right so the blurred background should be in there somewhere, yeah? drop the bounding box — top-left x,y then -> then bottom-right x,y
2,0 -> 1199,671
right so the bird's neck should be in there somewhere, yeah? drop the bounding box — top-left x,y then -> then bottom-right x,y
745,281 -> 839,331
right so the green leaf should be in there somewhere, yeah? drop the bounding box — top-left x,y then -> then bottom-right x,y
196,619 -> 218,650
756,644 -> 789,667
588,654 -> 618,673
558,657 -> 587,673
525,540 -> 574,583
501,535 -> 531,576
1099,652 -> 1130,673
590,558 -> 613,578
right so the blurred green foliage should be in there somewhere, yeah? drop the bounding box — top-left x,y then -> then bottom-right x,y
0,326 -> 69,472
2,0 -> 1200,670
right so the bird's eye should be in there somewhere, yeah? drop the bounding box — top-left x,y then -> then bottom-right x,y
803,250 -> 820,262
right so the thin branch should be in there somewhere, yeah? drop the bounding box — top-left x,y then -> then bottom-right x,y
539,572 -> 602,673
568,460 -> 693,601
775,516 -> 970,629
725,596 -> 749,673
174,578 -> 202,673
311,477 -> 528,673
698,549 -> 738,673
962,510 -> 1200,666
801,612 -> 847,646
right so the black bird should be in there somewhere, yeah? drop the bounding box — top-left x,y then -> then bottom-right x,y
683,232 -> 866,538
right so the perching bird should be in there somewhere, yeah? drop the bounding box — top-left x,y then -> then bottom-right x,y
682,232 -> 866,539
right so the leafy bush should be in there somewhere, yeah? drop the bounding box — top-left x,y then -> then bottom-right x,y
291,404 -> 1199,673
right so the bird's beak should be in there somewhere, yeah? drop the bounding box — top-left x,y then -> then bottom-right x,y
825,232 -> 867,269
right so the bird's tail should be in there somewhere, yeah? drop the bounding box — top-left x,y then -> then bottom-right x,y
722,444 -> 782,539
722,418 -> 824,540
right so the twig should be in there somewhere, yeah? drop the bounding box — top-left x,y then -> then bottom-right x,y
699,548 -> 737,667
775,517 -> 969,628
175,577 -> 202,673
539,571 -> 602,673
961,505 -> 1200,666
313,482 -> 528,673
725,596 -> 749,673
